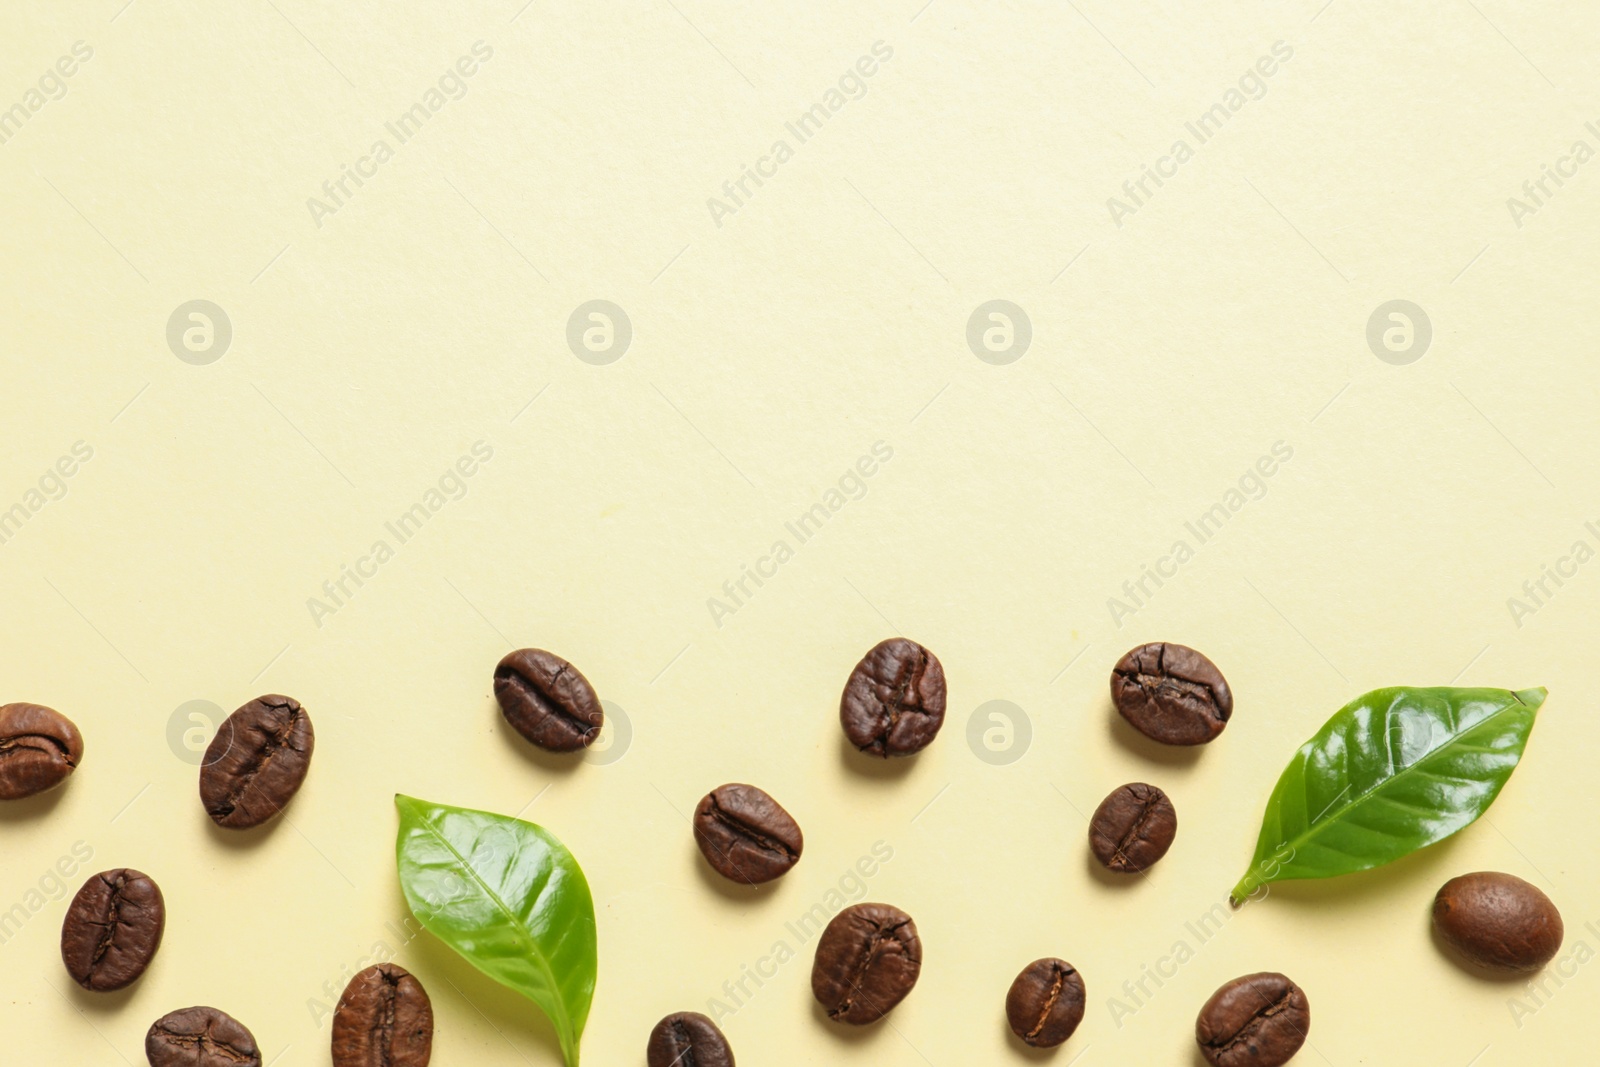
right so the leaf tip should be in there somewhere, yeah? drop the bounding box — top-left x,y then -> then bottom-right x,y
1515,687 -> 1548,709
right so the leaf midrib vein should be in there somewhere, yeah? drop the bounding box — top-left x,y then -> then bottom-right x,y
1285,697 -> 1529,859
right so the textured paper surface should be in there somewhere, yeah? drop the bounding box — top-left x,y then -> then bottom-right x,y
2,2 -> 1596,1063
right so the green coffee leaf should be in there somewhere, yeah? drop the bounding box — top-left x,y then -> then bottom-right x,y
395,794 -> 597,1066
1231,686 -> 1544,905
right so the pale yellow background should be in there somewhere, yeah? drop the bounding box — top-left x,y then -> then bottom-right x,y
2,1 -> 1596,1063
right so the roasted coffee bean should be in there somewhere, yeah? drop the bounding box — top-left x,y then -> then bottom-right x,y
647,1011 -> 734,1067
812,902 -> 922,1024
1111,642 -> 1232,745
1433,871 -> 1563,973
493,648 -> 603,753
0,702 -> 84,800
199,695 -> 314,829
1006,957 -> 1085,1048
839,638 -> 947,758
146,1006 -> 261,1067
61,868 -> 164,991
332,963 -> 434,1067
1195,972 -> 1309,1067
693,783 -> 803,885
1088,782 -> 1177,873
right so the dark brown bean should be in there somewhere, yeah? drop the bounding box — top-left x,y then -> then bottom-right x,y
1088,782 -> 1177,873
61,868 -> 164,991
493,648 -> 603,753
1005,957 -> 1085,1048
839,638 -> 947,758
332,963 -> 433,1067
199,695 -> 314,829
693,783 -> 803,885
146,1006 -> 261,1067
647,1012 -> 734,1067
812,902 -> 922,1024
1195,972 -> 1309,1067
0,702 -> 83,800
1111,642 -> 1231,745
1434,871 -> 1563,973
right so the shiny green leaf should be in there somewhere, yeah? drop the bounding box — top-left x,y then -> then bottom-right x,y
1230,686 -> 1544,905
395,795 -> 597,1066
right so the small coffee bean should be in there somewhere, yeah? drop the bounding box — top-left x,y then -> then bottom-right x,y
493,649 -> 603,753
1111,642 -> 1231,745
647,1012 -> 734,1067
693,783 -> 803,885
199,695 -> 314,829
1088,782 -> 1177,873
61,868 -> 164,991
0,702 -> 83,800
839,638 -> 947,758
146,1006 -> 261,1067
332,963 -> 434,1067
1195,972 -> 1309,1067
1433,871 -> 1563,973
812,902 -> 922,1024
1005,957 -> 1085,1048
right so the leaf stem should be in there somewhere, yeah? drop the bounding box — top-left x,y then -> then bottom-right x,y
1229,871 -> 1262,907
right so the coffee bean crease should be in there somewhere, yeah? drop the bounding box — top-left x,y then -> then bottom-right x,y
1110,790 -> 1167,869
1204,987 -> 1296,1054
1117,665 -> 1226,721
706,793 -> 797,861
864,647 -> 931,753
332,963 -> 433,1067
1025,962 -> 1071,1042
646,1012 -> 733,1067
208,698 -> 305,820
146,1006 -> 261,1067
0,731 -> 74,760
831,917 -> 916,1019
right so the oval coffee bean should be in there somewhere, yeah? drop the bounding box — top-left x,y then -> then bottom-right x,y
693,783 -> 803,885
199,695 -> 314,829
1433,871 -> 1563,973
332,963 -> 434,1067
1195,972 -> 1309,1067
1006,957 -> 1085,1048
839,638 -> 947,758
1111,642 -> 1232,745
146,1006 -> 262,1067
812,902 -> 922,1025
1089,782 -> 1177,873
61,868 -> 165,991
493,648 -> 603,753
0,702 -> 84,800
647,1011 -> 734,1067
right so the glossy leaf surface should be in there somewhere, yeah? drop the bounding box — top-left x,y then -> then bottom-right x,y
1230,687 -> 1544,904
396,794 -> 596,1065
